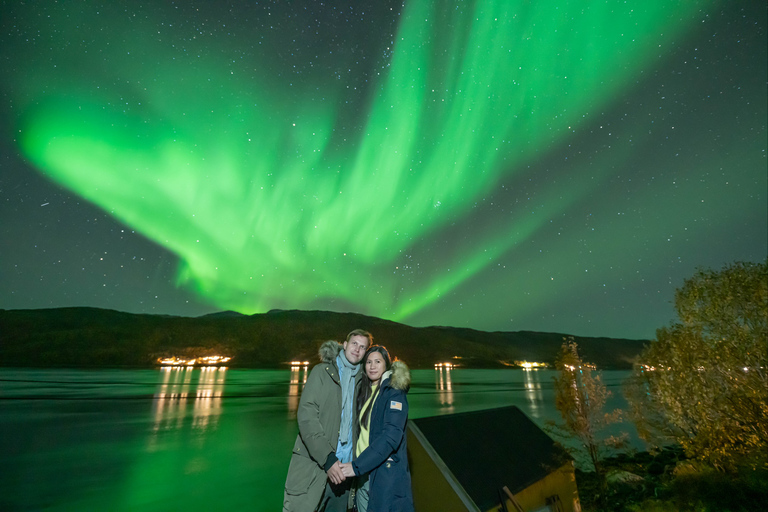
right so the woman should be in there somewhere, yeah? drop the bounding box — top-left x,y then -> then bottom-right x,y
340,345 -> 414,512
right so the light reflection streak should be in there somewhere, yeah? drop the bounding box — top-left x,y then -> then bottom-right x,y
523,368 -> 544,418
151,367 -> 228,441
435,365 -> 454,412
288,362 -> 310,418
192,367 -> 227,431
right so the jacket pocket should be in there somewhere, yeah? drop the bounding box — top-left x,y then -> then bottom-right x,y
284,453 -> 319,495
390,495 -> 414,511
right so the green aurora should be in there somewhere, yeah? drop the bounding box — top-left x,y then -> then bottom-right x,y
6,0 -> 765,335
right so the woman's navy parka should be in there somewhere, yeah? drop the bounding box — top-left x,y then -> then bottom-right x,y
352,360 -> 415,512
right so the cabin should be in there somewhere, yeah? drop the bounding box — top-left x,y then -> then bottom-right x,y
407,406 -> 581,512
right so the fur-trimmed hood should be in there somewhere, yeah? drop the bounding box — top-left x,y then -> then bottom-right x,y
319,340 -> 342,363
381,360 -> 411,392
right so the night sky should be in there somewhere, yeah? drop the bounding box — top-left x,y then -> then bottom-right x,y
1,1 -> 765,340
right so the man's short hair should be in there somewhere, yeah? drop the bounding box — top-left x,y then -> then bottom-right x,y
346,329 -> 373,347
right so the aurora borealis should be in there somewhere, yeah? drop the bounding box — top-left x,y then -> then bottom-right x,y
1,1 -> 765,339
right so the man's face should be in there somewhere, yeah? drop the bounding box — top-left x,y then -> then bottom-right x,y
343,335 -> 369,365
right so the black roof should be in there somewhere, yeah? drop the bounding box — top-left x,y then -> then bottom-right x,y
412,406 -> 571,511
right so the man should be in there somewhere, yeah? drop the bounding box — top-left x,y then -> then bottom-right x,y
283,329 -> 372,511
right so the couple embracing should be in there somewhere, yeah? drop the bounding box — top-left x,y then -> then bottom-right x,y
283,329 -> 414,512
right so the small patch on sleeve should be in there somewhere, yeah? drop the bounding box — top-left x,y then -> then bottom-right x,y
390,400 -> 402,411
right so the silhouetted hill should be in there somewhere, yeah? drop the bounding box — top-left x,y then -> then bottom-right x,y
0,307 -> 648,369
200,310 -> 248,319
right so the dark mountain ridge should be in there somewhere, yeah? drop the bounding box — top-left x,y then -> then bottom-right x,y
0,307 -> 649,369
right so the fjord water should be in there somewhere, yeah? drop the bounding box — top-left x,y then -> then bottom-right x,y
0,367 -> 634,511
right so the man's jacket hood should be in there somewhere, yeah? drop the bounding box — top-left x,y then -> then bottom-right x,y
318,340 -> 342,363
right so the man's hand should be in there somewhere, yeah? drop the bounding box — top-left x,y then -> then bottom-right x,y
326,460 -> 345,485
339,462 -> 355,478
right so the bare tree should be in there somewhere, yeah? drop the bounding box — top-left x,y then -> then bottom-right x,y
549,338 -> 625,477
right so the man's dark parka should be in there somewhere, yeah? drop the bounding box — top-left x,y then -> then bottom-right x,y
352,360 -> 414,512
283,340 -> 362,511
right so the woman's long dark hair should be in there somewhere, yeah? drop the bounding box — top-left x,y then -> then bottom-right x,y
356,345 -> 392,430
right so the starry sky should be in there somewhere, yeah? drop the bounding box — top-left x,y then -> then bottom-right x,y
1,0 -> 765,340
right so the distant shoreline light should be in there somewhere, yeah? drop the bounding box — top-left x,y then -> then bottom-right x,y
514,361 -> 549,370
157,355 -> 232,366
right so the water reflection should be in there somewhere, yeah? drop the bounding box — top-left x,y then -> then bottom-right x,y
434,364 -> 454,412
523,368 -> 544,418
0,368 -> 640,511
152,367 -> 228,435
287,362 -> 310,418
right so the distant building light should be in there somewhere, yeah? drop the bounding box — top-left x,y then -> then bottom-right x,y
515,361 -> 548,370
157,355 -> 232,367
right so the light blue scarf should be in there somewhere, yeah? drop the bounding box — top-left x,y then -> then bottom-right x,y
337,350 -> 360,447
